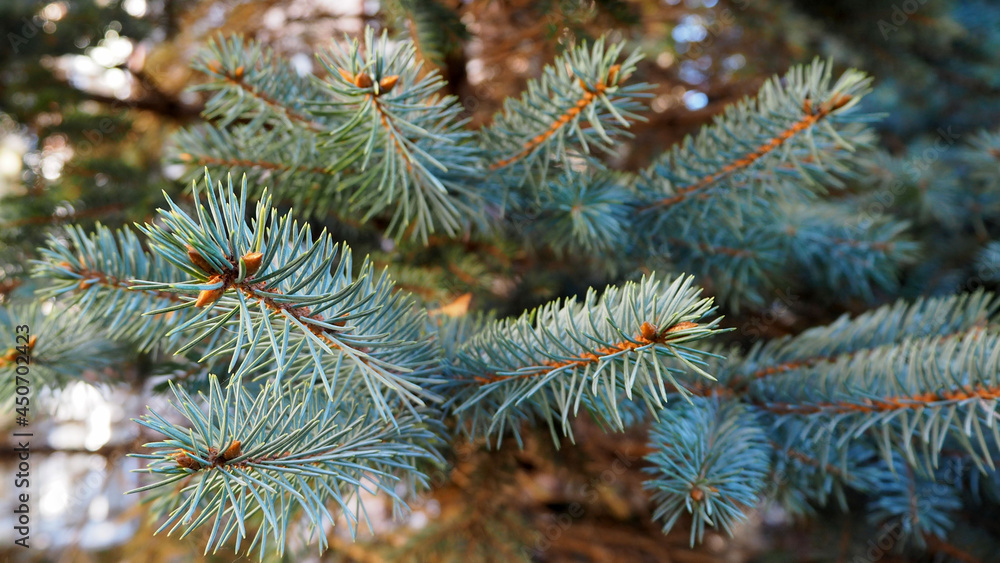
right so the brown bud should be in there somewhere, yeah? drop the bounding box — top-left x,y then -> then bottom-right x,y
354,72 -> 373,88
234,65 -> 244,79
829,94 -> 852,111
665,321 -> 699,334
27,335 -> 36,351
176,453 -> 201,470
337,68 -> 355,83
640,322 -> 657,341
690,487 -> 704,502
378,75 -> 399,93
606,64 -> 620,85
187,245 -> 216,274
219,440 -> 242,463
195,287 -> 224,308
195,275 -> 226,307
178,153 -> 192,162
802,98 -> 813,115
241,252 -> 264,277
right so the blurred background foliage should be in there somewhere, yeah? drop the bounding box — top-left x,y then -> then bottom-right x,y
1,0 -> 999,561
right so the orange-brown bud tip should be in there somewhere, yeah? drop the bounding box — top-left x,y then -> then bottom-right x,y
606,64 -> 620,85
27,335 -> 37,350
187,245 -> 216,274
665,321 -> 699,334
354,73 -> 373,88
220,440 -> 242,463
234,65 -> 244,79
195,278 -> 225,308
830,94 -> 852,111
690,487 -> 704,501
640,322 -> 658,341
241,251 -> 264,277
379,75 -> 399,93
337,68 -> 354,83
176,453 -> 201,470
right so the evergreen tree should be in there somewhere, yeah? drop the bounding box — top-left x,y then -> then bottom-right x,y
4,2 -> 1000,561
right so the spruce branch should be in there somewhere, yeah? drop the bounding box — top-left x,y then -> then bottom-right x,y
396,0 -> 469,69
33,223 -> 197,352
643,397 -> 770,546
746,313 -> 1000,469
130,374 -> 442,558
644,198 -> 917,310
639,58 -> 874,213
172,124 -> 355,226
653,220 -> 785,310
481,36 -> 650,183
767,437 -> 885,518
438,274 -> 726,445
520,170 -> 634,256
311,27 -> 489,241
191,34 -> 330,132
0,303 -> 117,401
726,290 -> 999,390
865,460 -> 963,547
131,171 -> 439,421
640,292 -> 1000,545
775,200 -> 919,301
976,241 -> 1000,282
172,31 -> 490,242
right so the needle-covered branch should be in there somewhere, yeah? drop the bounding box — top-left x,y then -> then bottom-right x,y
644,397 -> 770,546
34,223 -> 197,352
131,172 -> 439,421
130,374 -> 442,558
438,274 -> 726,445
0,303 -> 117,402
172,31 -> 490,242
481,36 -> 650,185
733,292 -> 1000,468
